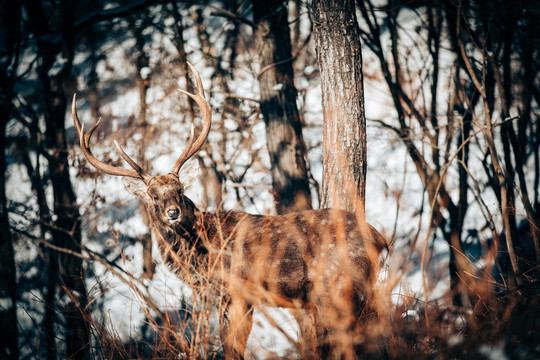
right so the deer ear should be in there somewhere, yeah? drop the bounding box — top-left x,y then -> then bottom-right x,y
179,159 -> 200,188
121,177 -> 147,199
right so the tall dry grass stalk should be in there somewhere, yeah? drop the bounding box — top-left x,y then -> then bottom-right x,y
82,208 -> 539,359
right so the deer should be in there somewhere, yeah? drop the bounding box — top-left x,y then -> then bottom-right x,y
72,62 -> 387,359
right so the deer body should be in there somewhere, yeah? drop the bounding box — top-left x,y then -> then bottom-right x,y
143,179 -> 384,305
73,63 -> 386,359
125,173 -> 386,358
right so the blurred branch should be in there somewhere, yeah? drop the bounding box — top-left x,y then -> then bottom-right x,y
419,114 -> 520,320
208,5 -> 255,28
74,0 -> 167,33
12,225 -> 172,330
208,90 -> 259,103
455,0 -> 521,285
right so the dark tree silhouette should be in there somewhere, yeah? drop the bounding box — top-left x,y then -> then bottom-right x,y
252,0 -> 313,214
0,5 -> 20,359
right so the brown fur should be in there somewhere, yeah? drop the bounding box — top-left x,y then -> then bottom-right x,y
134,174 -> 386,359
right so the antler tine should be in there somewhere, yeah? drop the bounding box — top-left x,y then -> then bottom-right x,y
85,117 -> 102,148
72,94 -> 151,182
114,140 -> 147,178
171,124 -> 195,175
171,62 -> 212,175
72,94 -> 84,140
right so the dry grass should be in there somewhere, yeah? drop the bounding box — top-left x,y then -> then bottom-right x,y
83,211 -> 540,360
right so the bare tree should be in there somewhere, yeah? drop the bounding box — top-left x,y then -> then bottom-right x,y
445,0 -> 540,284
305,1 -> 370,356
22,1 -> 93,357
252,0 -> 312,214
312,0 -> 367,219
357,0 -> 488,305
127,12 -> 156,279
357,0 -> 539,306
8,0 -> 167,356
0,121 -> 18,360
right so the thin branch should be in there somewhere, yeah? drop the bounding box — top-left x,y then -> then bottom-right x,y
208,5 -> 255,28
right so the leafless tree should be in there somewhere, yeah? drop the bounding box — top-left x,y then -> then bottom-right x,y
252,0 -> 313,214
357,0 -> 539,306
313,0 -> 368,219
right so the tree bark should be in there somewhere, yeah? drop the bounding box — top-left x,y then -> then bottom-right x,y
312,0 -> 367,219
45,65 -> 92,360
252,0 -> 312,214
250,0 -> 315,354
129,15 -> 156,279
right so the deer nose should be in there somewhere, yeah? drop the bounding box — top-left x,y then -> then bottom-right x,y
167,208 -> 180,220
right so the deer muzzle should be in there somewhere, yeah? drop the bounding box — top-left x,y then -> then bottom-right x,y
167,208 -> 180,221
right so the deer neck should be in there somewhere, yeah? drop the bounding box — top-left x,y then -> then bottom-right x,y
146,196 -> 210,274
176,196 -> 205,245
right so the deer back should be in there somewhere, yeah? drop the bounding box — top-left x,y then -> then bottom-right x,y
191,208 -> 386,307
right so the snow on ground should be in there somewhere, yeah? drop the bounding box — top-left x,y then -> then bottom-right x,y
246,307 -> 300,359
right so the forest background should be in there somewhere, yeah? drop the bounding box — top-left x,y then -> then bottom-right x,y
0,0 -> 539,359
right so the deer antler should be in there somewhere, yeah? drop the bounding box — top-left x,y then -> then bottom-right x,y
72,63 -> 209,181
171,61 -> 212,175
72,94 -> 151,183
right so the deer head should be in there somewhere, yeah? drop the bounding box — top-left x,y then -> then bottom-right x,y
72,62 -> 210,226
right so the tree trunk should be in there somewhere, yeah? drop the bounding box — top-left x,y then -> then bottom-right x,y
24,0 -> 92,357
45,77 -> 92,360
0,3 -> 20,358
0,123 -> 18,360
0,75 -> 19,360
46,76 -> 91,360
129,16 -> 156,279
251,0 -> 315,354
252,0 -> 312,214
312,0 -> 367,219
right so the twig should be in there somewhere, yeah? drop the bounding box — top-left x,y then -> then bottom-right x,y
207,4 -> 255,28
